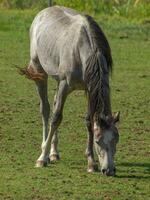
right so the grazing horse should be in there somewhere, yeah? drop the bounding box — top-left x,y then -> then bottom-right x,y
21,6 -> 120,176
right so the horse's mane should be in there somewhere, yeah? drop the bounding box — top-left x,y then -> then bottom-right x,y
84,15 -> 113,71
84,15 -> 112,118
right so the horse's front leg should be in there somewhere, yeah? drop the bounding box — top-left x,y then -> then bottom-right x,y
85,114 -> 96,172
36,80 -> 69,167
36,77 -> 50,165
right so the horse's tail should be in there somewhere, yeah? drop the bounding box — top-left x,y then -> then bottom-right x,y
18,65 -> 46,81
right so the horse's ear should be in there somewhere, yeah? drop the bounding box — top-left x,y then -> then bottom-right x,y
113,111 -> 120,124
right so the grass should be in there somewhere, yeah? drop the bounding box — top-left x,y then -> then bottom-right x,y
0,8 -> 150,200
1,0 -> 150,20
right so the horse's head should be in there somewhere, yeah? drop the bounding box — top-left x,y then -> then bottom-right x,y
94,112 -> 120,176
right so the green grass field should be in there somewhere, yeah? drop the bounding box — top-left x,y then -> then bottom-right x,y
0,8 -> 150,200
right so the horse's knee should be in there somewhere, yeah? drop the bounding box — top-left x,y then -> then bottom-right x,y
51,113 -> 63,127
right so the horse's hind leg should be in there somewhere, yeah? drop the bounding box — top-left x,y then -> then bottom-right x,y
36,80 -> 69,167
35,76 -> 50,164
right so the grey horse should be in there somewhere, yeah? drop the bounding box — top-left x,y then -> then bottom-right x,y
21,6 -> 120,176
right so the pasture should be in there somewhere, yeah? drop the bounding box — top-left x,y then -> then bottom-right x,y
0,9 -> 150,200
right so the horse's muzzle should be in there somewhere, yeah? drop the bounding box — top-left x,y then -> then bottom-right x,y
101,167 -> 116,176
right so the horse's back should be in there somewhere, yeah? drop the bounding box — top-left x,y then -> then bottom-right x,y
30,6 -> 86,79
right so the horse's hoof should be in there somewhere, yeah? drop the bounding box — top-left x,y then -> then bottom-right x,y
49,154 -> 60,162
87,167 -> 95,173
35,160 -> 47,168
87,164 -> 98,173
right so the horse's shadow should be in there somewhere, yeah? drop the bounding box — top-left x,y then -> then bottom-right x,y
115,162 -> 150,179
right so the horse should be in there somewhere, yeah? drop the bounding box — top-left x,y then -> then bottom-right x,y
20,6 -> 120,176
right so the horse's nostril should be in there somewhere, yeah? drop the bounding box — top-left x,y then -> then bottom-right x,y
106,168 -> 116,176
106,169 -> 110,176
102,169 -> 107,174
